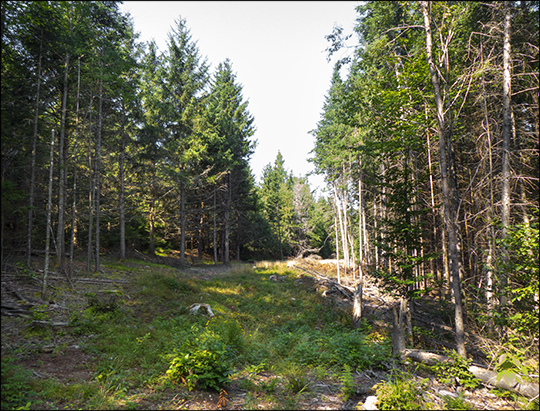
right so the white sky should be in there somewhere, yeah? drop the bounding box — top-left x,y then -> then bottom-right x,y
119,1 -> 360,196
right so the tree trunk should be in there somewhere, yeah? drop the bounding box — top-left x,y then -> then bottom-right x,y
421,1 -> 466,357
481,45 -> 496,329
56,51 -> 70,275
499,1 -> 512,308
334,210 -> 340,284
392,304 -> 406,357
333,181 -> 348,277
119,103 -> 126,261
26,29 -> 43,268
236,211 -> 241,262
95,74 -> 103,271
87,96 -> 94,275
149,192 -> 155,256
180,179 -> 186,263
197,202 -> 204,260
213,185 -> 218,264
69,57 -> 81,276
353,280 -> 362,324
42,130 -> 55,300
224,172 -> 231,264
276,202 -> 283,261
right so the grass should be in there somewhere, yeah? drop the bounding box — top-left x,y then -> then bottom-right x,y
2,258 -> 391,410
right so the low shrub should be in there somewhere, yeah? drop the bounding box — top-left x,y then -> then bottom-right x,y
165,318 -> 244,391
430,350 -> 481,390
374,371 -> 434,410
1,358 -> 38,409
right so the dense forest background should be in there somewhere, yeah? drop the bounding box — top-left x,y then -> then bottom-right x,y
1,0 -> 538,357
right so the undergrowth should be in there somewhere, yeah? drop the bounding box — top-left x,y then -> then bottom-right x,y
1,258 -> 391,409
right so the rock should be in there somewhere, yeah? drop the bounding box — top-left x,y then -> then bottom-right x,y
41,344 -> 55,353
438,389 -> 457,398
187,303 -> 215,317
362,395 -> 378,410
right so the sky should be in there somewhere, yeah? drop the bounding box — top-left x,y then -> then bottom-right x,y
119,1 -> 360,196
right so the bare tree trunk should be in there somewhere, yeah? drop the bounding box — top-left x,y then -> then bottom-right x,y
334,209 -> 340,284
276,202 -> 283,261
422,1 -> 466,357
95,74 -> 103,271
69,58 -> 81,276
392,304 -> 406,357
149,192 -> 155,256
180,179 -> 186,263
425,105 -> 441,296
361,189 -> 369,266
356,168 -> 364,318
333,181 -> 348,275
213,185 -> 218,264
236,211 -> 241,262
499,2 -> 512,308
119,104 -> 126,261
224,172 -> 231,264
26,29 -> 43,268
87,96 -> 94,275
57,52 -> 70,275
42,130 -> 55,300
480,44 -> 497,330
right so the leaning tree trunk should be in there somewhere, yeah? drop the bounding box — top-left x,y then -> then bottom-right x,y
421,1 -> 466,357
42,130 -> 55,300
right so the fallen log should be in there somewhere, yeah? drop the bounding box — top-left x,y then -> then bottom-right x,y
44,276 -> 129,284
31,320 -> 70,327
402,349 -> 539,399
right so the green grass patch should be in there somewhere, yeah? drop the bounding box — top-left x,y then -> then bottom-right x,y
8,262 -> 392,409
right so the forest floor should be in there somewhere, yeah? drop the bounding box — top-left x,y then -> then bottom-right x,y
1,251 -> 537,410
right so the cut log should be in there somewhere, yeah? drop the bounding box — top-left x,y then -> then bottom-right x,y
402,349 -> 539,399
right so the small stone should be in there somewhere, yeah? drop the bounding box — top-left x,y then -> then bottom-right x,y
41,344 -> 55,353
362,395 -> 378,410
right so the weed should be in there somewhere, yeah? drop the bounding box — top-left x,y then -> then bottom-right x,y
442,392 -> 473,410
430,350 -> 482,390
374,371 -> 434,410
29,304 -> 50,321
165,324 -> 234,391
284,364 -> 309,393
340,364 -> 356,401
243,392 -> 259,409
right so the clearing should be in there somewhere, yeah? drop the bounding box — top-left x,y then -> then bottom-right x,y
1,252 -> 536,409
